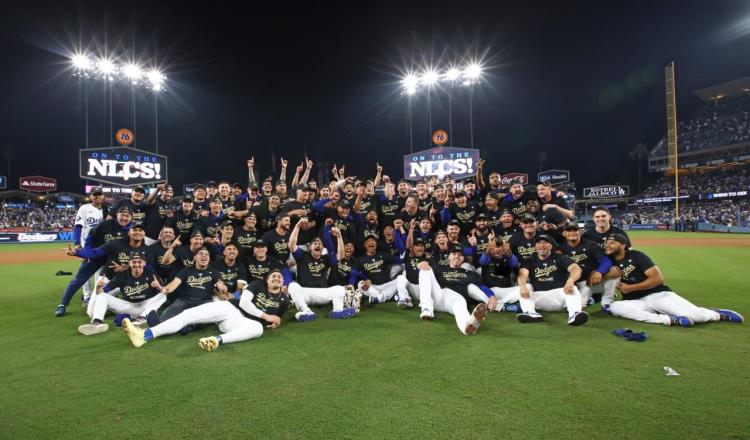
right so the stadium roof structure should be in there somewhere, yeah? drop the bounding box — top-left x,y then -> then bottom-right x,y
693,76 -> 750,103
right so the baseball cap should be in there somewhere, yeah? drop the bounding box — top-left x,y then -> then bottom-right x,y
209,196 -> 222,204
521,214 -> 536,223
363,234 -> 378,242
248,183 -> 259,191
163,184 -> 174,191
90,187 -> 104,196
449,244 -> 464,254
294,183 -> 308,192
133,186 -> 146,193
562,221 -> 580,231
196,246 -> 211,254
194,184 -> 207,191
475,213 -> 488,221
182,196 -> 194,203
607,233 -> 630,247
464,178 -> 475,185
232,182 -> 243,189
253,240 -> 267,248
206,181 -> 218,188
454,191 -> 467,198
128,251 -> 145,260
338,200 -> 351,209
413,236 -> 426,246
220,220 -> 234,228
190,230 -> 203,238
117,206 -> 133,215
534,234 -> 557,246
447,220 -> 461,228
130,223 -> 145,231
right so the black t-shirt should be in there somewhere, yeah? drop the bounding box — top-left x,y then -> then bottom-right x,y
100,238 -> 154,278
260,229 -> 290,263
149,242 -> 178,283
234,228 -> 260,259
417,196 -> 435,213
495,224 -> 519,243
540,194 -> 569,211
105,268 -> 161,303
522,253 -> 575,291
560,239 -> 608,279
613,250 -> 669,300
326,214 -> 357,244
508,231 -> 536,262
353,252 -> 396,285
482,208 -> 503,232
533,207 -> 565,226
213,259 -> 248,293
172,245 -> 217,272
113,198 -> 148,226
447,202 -> 479,235
403,254 -> 428,284
231,280 -> 290,324
197,214 -> 224,240
582,225 -> 630,248
433,265 -> 481,298
480,255 -> 514,288
169,209 -> 198,242
292,248 -> 335,288
501,193 -> 532,218
282,199 -> 314,242
246,256 -> 284,282
192,199 -> 209,213
252,204 -> 280,233
329,257 -> 353,286
412,230 -> 435,255
174,265 -> 221,304
145,198 -> 176,239
429,247 -> 451,268
377,196 -> 401,230
88,219 -> 128,248
358,195 -> 379,214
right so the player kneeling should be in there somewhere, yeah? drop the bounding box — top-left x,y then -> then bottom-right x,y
122,269 -> 289,351
604,234 -> 743,327
78,251 -> 167,335
515,235 -> 589,325
416,245 -> 488,335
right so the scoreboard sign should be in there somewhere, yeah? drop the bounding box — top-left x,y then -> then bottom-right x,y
80,146 -> 168,187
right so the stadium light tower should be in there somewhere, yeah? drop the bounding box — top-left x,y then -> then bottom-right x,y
445,67 -> 461,145
422,69 -> 439,142
402,73 -> 420,152
463,63 -> 483,148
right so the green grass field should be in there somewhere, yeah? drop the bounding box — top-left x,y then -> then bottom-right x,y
1,231 -> 748,439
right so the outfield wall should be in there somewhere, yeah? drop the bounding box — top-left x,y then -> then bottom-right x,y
0,231 -> 72,243
696,223 -> 750,234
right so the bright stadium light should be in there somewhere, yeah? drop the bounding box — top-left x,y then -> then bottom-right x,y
97,58 -> 116,75
403,74 -> 419,89
122,63 -> 143,81
446,68 -> 461,81
422,70 -> 439,86
465,63 -> 482,80
405,86 -> 417,96
147,69 -> 165,88
72,54 -> 92,70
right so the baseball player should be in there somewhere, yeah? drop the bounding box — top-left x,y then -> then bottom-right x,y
582,207 -> 630,248
71,187 -> 106,306
508,214 -> 539,262
122,269 -> 289,352
157,246 -> 225,322
144,183 -> 176,245
604,234 -> 743,326
348,235 -> 402,304
168,196 -> 198,243
55,201 -> 129,317
287,219 -> 355,321
416,244 -> 488,335
110,186 -> 148,226
246,240 -> 286,282
477,235 -> 525,313
559,222 -> 618,308
78,251 -> 166,336
395,236 -> 429,309
515,234 -> 589,325
212,242 -> 248,295
260,212 -> 292,263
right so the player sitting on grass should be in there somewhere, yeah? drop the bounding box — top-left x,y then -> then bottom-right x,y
78,251 -> 166,335
416,244 -> 490,335
604,234 -> 743,326
287,219 -> 356,321
122,269 -> 289,352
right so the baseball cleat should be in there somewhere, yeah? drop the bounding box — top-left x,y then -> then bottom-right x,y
78,322 -> 109,336
668,315 -> 693,327
122,318 -> 146,347
344,285 -> 356,308
601,304 -> 613,315
54,305 -> 66,317
503,302 -> 522,313
198,336 -> 220,352
295,311 -> 317,322
397,296 -> 414,309
516,312 -> 543,323
568,311 -> 589,326
352,288 -> 363,313
328,308 -> 354,319
420,309 -> 434,320
711,308 -> 744,323
464,303 -> 488,335
82,296 -> 90,307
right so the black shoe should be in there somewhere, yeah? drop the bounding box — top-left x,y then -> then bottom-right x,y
516,312 -> 543,323
568,311 -> 589,326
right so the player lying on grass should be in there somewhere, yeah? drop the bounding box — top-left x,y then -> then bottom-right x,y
604,234 -> 744,326
416,244 -> 490,335
122,268 -> 289,352
515,234 -> 589,325
78,251 -> 166,335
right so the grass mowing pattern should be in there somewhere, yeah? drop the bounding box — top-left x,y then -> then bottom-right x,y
0,232 -> 748,439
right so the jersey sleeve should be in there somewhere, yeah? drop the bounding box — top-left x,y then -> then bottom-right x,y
558,254 -> 576,271
175,267 -> 191,283
633,251 -> 656,272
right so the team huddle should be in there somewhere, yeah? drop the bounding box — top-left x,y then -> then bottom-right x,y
56,157 -> 744,352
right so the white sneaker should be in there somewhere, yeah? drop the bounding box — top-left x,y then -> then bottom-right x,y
122,318 -> 146,348
352,289 -> 363,313
78,322 -> 109,336
397,296 -> 414,309
198,336 -> 220,352
295,311 -> 317,322
464,303 -> 488,335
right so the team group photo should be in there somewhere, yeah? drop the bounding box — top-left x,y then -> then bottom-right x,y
1,1 -> 748,439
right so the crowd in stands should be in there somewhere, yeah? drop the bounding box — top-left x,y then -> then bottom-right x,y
652,95 -> 750,154
0,203 -> 77,231
639,166 -> 749,198
619,200 -> 750,228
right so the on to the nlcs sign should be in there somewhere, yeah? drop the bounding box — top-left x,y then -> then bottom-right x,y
403,147 -> 480,180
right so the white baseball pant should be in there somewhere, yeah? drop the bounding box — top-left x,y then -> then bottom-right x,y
609,291 -> 720,325
287,282 -> 346,312
150,300 -> 264,344
519,286 -> 583,318
576,278 -> 618,307
359,279 -> 399,303
88,292 -> 167,322
467,284 -> 529,311
81,267 -> 104,300
417,269 -> 472,334
396,274 -> 421,302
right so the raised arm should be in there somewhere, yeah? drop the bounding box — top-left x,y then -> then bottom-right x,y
373,162 -> 383,188
279,157 -> 288,184
476,159 -> 486,192
247,157 -> 256,187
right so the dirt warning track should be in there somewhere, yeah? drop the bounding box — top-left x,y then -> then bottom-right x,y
0,249 -> 73,265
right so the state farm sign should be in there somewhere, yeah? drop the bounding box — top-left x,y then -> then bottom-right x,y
20,176 -> 57,192
80,147 -> 168,187
500,173 -> 529,186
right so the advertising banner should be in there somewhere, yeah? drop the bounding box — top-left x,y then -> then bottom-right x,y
583,185 -> 629,198
403,147 -> 480,181
537,169 -> 570,185
20,176 -> 57,192
80,147 -> 167,187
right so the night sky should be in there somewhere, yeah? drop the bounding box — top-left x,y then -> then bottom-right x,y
2,0 -> 750,193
